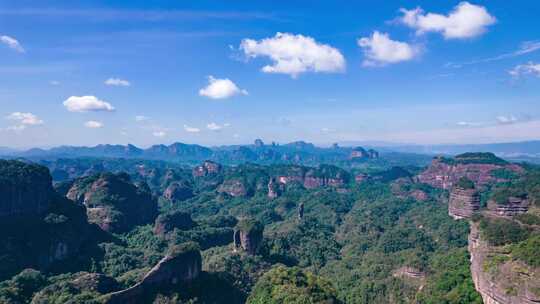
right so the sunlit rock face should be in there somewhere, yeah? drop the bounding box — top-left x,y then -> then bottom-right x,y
487,197 -> 529,217
233,219 -> 264,255
448,187 -> 480,220
417,153 -> 523,190
192,160 -> 222,177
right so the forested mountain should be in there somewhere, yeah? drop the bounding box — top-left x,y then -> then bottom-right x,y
0,152 -> 539,303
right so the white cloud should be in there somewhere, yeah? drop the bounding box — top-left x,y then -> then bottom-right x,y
7,112 -> 44,126
135,115 -> 150,122
446,41 -> 540,68
49,80 -> 60,86
199,76 -> 248,99
496,115 -> 519,125
153,131 -> 166,137
84,120 -> 103,128
184,125 -> 200,133
358,31 -> 419,66
509,62 -> 540,78
400,2 -> 496,39
0,35 -> 25,53
206,122 -> 231,131
239,32 -> 345,77
456,121 -> 483,127
105,78 -> 131,87
63,96 -> 115,112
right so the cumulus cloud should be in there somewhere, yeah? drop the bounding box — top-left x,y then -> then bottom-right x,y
400,2 -> 496,39
358,31 -> 419,66
153,131 -> 166,137
239,32 -> 345,77
207,122 -> 230,131
7,112 -> 44,126
509,62 -> 540,78
184,125 -> 200,133
199,76 -> 248,99
0,35 -> 25,53
84,120 -> 103,128
105,78 -> 131,87
63,96 -> 115,112
135,115 -> 150,122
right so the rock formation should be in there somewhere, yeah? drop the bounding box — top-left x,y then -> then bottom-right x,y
469,223 -> 540,304
104,242 -> 202,304
66,172 -> 158,233
448,178 -> 480,220
218,179 -> 248,197
254,139 -> 265,147
392,266 -> 425,279
355,173 -> 369,184
298,202 -> 304,220
267,177 -> 281,199
487,197 -> 529,217
0,160 -> 55,217
233,219 -> 264,255
417,153 -> 523,190
154,211 -> 195,235
0,160 -> 94,280
192,160 -> 222,177
163,181 -> 194,202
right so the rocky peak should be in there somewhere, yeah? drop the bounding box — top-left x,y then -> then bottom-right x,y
448,177 -> 480,220
233,219 -> 264,255
104,242 -> 202,304
192,160 -> 222,177
0,160 -> 55,218
254,138 -> 265,147
417,153 -> 523,190
218,179 -> 248,197
66,172 -> 158,233
163,180 -> 194,202
267,177 -> 281,199
154,211 -> 195,235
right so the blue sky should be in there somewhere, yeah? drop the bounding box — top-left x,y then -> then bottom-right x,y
0,0 -> 539,148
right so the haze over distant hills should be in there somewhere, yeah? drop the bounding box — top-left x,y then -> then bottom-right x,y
3,140 -> 540,162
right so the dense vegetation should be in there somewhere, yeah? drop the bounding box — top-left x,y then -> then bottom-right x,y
6,153 -> 538,303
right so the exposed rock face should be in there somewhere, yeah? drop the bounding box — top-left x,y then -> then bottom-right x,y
487,197 -> 529,217
350,147 -> 368,159
0,161 -> 94,280
71,272 -> 120,294
298,202 -> 304,220
163,181 -> 194,202
469,223 -> 540,304
154,211 -> 195,235
417,154 -> 523,190
104,243 -> 202,304
0,160 -> 55,217
234,219 -> 264,255
218,179 -> 248,197
409,189 -> 429,202
66,172 -> 158,233
448,187 -> 480,220
267,177 -> 281,199
355,173 -> 369,184
393,266 -> 425,279
192,160 -> 222,177
367,149 -> 379,159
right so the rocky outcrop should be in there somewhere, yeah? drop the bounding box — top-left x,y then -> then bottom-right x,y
163,181 -> 194,202
154,211 -> 195,235
0,160 -> 55,217
267,177 -> 281,199
218,179 -> 248,197
66,172 -> 158,233
233,219 -> 264,255
0,161 -> 95,280
355,173 -> 370,184
298,202 -> 304,220
393,266 -> 425,279
192,160 -> 222,177
449,186 -> 480,220
417,154 -> 523,190
487,197 -> 529,217
71,272 -> 120,294
469,223 -> 540,304
104,243 -> 202,304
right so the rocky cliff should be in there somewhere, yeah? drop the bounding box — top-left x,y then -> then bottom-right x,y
104,242 -> 202,304
154,211 -> 196,235
163,181 -> 194,202
417,153 -> 522,190
469,223 -> 540,304
233,219 -> 264,255
0,160 -> 95,280
192,160 -> 222,177
448,178 -> 480,220
0,160 -> 55,217
66,172 -> 158,233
